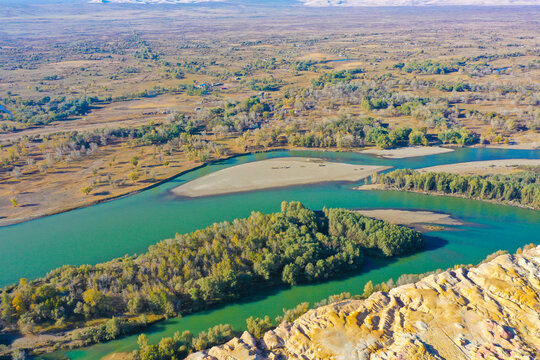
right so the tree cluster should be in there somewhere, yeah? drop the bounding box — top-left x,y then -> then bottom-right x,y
375,167 -> 540,209
2,96 -> 97,125
0,202 -> 424,341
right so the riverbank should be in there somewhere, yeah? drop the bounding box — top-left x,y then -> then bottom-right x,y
358,162 -> 540,210
358,185 -> 539,211
419,158 -> 540,175
3,145 -> 538,227
359,146 -> 454,159
483,142 -> 539,150
172,157 -> 391,198
0,152 -> 241,228
2,145 -> 301,227
0,146 -> 373,227
5,315 -> 164,358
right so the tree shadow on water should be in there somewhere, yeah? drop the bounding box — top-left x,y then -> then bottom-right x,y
183,235 -> 449,316
100,236 -> 450,343
423,235 -> 449,252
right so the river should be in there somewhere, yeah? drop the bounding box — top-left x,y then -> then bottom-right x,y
0,147 -> 538,359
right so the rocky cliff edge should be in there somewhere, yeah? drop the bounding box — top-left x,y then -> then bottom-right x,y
187,246 -> 540,360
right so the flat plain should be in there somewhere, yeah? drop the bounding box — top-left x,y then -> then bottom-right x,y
1,4 -> 539,225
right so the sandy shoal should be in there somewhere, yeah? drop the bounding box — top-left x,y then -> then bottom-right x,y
484,142 -> 539,150
354,183 -> 384,190
419,159 -> 540,175
357,209 -> 463,229
172,157 -> 391,197
360,146 -> 454,159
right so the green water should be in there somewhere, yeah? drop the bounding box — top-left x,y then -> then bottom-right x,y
0,148 -> 538,359
1,148 -> 538,286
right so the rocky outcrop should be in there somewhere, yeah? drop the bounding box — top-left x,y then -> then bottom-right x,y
187,246 -> 540,360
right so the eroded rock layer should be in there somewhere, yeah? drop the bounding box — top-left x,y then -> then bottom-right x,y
188,246 -> 540,360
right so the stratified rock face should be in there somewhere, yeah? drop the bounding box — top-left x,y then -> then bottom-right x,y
187,246 -> 540,360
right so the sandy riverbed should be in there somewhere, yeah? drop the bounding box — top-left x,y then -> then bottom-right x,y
419,159 -> 540,175
172,157 -> 391,197
360,146 -> 454,159
357,209 -> 463,231
484,142 -> 539,150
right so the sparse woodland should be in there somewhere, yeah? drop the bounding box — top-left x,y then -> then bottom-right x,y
1,5 -> 539,224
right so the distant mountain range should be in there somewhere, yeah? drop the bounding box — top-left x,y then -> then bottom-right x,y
88,0 -> 222,3
3,0 -> 538,4
300,0 -> 540,6
88,0 -> 540,5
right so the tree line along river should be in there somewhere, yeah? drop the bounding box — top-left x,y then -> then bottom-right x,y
0,147 -> 538,359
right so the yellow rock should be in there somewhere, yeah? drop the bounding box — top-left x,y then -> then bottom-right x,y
187,246 -> 540,360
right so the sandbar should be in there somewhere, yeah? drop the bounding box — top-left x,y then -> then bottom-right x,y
360,146 -> 454,159
357,209 -> 463,231
419,159 -> 540,175
484,142 -> 539,150
172,157 -> 391,197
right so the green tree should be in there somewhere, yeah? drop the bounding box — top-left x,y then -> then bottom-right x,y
282,263 -> 301,285
105,317 -> 121,340
1,292 -> 13,322
376,134 -> 392,149
361,99 -> 372,111
82,288 -> 107,317
246,316 -> 274,338
363,280 -> 375,298
408,130 -> 427,146
128,296 -> 144,314
131,156 -> 139,167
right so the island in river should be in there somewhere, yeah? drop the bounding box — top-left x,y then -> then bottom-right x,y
172,157 -> 390,197
359,159 -> 540,210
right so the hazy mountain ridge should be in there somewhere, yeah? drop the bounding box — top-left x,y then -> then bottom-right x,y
89,0 -> 222,3
89,0 -> 540,4
300,0 -> 540,6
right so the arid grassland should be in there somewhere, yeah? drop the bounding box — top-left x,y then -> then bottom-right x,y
1,4 -> 539,226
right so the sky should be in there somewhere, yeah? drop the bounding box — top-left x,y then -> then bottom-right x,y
88,0 -> 540,4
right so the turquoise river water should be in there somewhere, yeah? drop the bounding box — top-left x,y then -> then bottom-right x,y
0,148 -> 538,359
